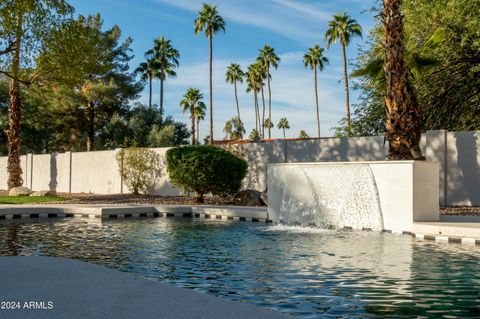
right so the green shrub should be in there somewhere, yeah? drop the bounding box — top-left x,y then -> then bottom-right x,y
166,145 -> 248,203
116,148 -> 162,195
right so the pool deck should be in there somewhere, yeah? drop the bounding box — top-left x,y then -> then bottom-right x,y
1,204 -> 480,244
0,256 -> 292,319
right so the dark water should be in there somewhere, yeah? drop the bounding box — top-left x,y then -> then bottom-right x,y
1,218 -> 480,318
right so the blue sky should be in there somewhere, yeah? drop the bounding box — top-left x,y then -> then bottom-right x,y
70,0 -> 377,140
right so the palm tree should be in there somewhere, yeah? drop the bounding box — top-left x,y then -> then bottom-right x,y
135,57 -> 159,109
325,11 -> 362,135
277,117 -> 290,139
148,36 -> 180,116
383,0 -> 424,160
248,62 -> 266,138
246,63 -> 261,131
223,116 -> 245,140
180,88 -> 206,145
194,102 -> 206,144
299,130 -> 310,139
256,62 -> 267,138
303,44 -> 329,138
225,63 -> 244,121
249,129 -> 261,141
257,45 -> 280,139
194,3 -> 225,144
263,119 -> 274,138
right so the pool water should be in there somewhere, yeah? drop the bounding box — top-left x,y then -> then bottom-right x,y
1,218 -> 480,318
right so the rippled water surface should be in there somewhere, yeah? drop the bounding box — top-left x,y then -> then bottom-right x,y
1,218 -> 480,318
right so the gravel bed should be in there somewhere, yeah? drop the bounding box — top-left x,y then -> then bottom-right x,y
1,190 -> 479,215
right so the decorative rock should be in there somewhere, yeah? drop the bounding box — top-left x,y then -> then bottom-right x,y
31,190 -> 57,197
260,189 -> 268,205
233,189 -> 266,207
8,186 -> 32,196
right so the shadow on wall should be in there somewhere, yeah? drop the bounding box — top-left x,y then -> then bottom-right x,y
49,153 -> 57,192
285,136 -> 385,163
454,132 -> 480,205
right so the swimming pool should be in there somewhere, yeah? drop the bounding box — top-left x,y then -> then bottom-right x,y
1,218 -> 479,318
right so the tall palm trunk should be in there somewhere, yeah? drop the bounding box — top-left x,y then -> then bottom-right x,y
196,119 -> 200,144
282,128 -> 286,139
7,13 -> 23,189
160,76 -> 164,115
314,67 -> 321,138
341,39 -> 351,136
260,84 -> 266,138
267,64 -> 272,139
253,90 -> 259,131
383,0 -> 424,160
190,107 -> 196,145
87,102 -> 95,151
208,31 -> 213,144
148,76 -> 152,109
234,80 -> 240,121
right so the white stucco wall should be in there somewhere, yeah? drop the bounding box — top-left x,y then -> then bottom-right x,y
71,150 -> 121,194
0,130 -> 478,205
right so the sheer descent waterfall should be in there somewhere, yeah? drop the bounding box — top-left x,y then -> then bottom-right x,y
270,164 -> 384,230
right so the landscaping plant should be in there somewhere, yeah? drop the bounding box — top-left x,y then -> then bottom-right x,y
116,148 -> 162,195
166,145 -> 247,203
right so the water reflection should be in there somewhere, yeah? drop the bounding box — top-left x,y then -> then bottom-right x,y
1,218 -> 479,318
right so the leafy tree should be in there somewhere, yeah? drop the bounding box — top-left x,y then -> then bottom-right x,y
39,14 -> 142,152
148,36 -> 179,115
0,0 -> 72,189
225,63 -> 244,121
99,103 -> 189,148
339,0 -> 479,136
166,145 -> 247,203
404,0 -> 480,131
325,11 -> 362,136
116,147 -> 162,195
194,3 -> 225,144
223,116 -> 245,140
147,124 -> 176,147
277,117 -> 290,139
180,88 -> 206,145
303,44 -> 329,138
167,118 -> 190,147
257,45 -> 280,139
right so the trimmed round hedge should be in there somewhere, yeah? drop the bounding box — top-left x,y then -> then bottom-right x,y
166,145 -> 248,202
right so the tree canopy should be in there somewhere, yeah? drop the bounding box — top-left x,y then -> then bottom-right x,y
336,0 -> 480,136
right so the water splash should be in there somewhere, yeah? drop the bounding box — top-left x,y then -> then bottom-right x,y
275,164 -> 383,230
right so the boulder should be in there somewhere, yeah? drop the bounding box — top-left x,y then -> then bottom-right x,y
260,189 -> 268,206
8,186 -> 32,196
233,189 -> 266,207
31,190 -> 57,197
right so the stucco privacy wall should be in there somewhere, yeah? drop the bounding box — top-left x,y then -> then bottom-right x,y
445,131 -> 480,205
0,130 -> 478,205
149,148 -> 182,196
71,150 -> 121,194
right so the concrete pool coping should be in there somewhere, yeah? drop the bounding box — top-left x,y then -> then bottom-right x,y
1,204 -> 480,245
0,204 -> 269,222
0,256 -> 293,319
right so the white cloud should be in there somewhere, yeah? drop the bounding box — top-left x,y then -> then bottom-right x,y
153,0 -> 332,44
146,50 -> 349,140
